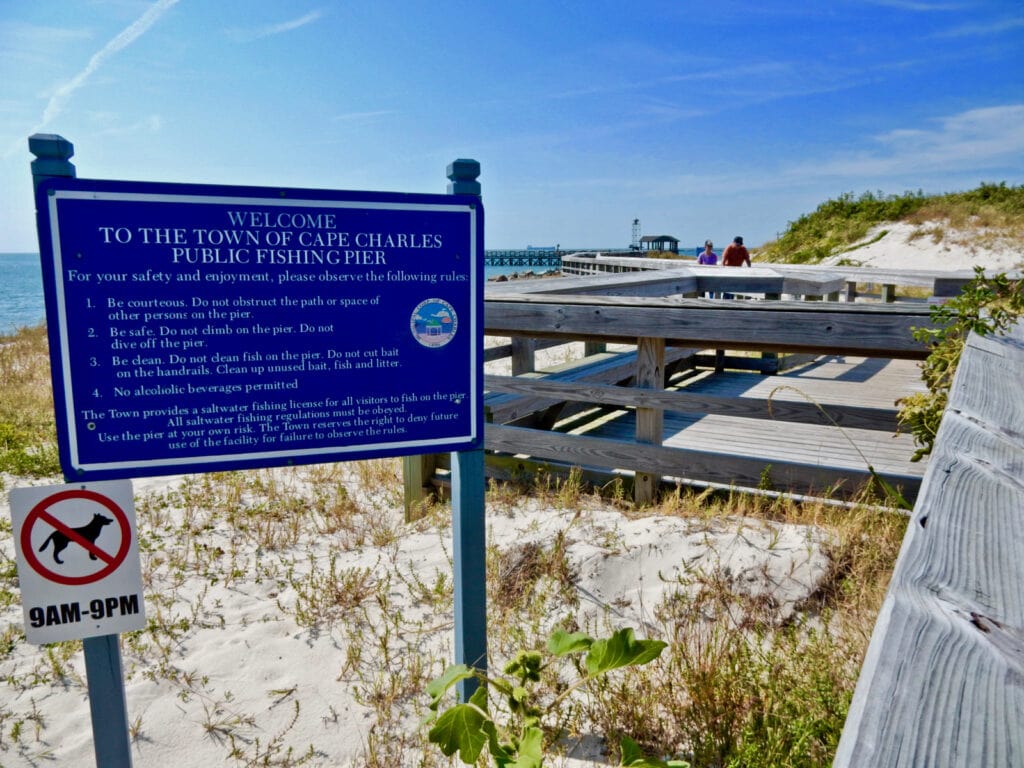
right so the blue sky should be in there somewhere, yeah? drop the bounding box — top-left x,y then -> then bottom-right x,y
2,0 -> 1022,252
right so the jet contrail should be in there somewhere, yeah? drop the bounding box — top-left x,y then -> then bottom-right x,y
38,0 -> 181,128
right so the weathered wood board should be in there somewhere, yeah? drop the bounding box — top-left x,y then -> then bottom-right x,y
484,351 -> 928,500
835,322 -> 1024,767
486,295 -> 932,357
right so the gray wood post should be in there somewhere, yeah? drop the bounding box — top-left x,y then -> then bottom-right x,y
510,336 -> 536,375
634,336 -> 665,504
761,292 -> 780,374
29,133 -> 134,768
402,453 -> 437,520
446,159 -> 487,698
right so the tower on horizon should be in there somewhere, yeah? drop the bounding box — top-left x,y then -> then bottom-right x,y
631,218 -> 641,251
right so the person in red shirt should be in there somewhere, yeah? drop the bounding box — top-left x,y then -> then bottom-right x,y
721,236 -> 751,267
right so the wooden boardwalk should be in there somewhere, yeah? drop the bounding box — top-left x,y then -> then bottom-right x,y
553,354 -> 928,494
409,270 -> 943,508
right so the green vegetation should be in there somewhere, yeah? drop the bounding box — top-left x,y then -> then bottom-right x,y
756,182 -> 1024,264
898,267 -> 1024,460
426,627 -> 683,767
0,324 -> 60,476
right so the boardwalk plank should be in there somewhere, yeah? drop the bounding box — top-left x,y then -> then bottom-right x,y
486,296 -> 931,357
835,322 -> 1024,768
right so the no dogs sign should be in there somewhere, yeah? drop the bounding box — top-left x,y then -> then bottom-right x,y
9,480 -> 145,644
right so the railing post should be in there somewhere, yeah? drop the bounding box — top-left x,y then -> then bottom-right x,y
403,453 -> 438,519
29,133 -> 134,768
510,337 -> 536,375
761,292 -> 780,374
634,336 -> 665,505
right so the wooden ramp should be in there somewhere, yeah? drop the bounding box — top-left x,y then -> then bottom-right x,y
555,355 -> 928,494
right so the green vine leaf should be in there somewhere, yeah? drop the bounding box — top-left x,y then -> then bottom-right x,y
427,685 -> 490,764
503,726 -> 544,768
504,650 -> 543,683
899,267 -> 1024,460
547,628 -> 593,656
585,628 -> 667,676
425,627 -> 672,767
427,663 -> 475,709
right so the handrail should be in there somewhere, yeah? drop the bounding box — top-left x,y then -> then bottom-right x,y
834,320 -> 1024,767
559,255 -> 1022,300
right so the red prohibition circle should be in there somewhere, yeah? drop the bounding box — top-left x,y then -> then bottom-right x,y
20,489 -> 132,586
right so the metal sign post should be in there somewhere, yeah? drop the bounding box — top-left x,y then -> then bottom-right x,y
446,160 -> 487,698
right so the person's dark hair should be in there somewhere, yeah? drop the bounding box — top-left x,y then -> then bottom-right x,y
705,240 -> 713,247
733,236 -> 743,244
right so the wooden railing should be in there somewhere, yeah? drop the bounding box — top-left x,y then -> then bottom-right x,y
480,292 -> 931,504
834,320 -> 1024,767
402,267 -> 941,513
559,255 -> 1021,302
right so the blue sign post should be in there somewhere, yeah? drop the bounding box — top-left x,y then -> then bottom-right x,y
29,134 -> 488,764
445,160 -> 487,699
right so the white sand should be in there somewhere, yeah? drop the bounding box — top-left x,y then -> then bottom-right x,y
0,466 -> 832,768
818,221 -> 1024,272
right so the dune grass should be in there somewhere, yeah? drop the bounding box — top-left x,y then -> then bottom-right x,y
756,182 -> 1024,264
0,324 -> 60,477
0,326 -> 909,767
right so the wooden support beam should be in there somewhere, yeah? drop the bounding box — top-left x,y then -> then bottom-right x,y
485,424 -> 920,502
483,374 -> 901,431
634,337 -> 664,504
510,336 -> 536,375
403,453 -> 437,521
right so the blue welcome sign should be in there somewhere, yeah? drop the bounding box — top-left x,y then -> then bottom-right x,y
35,178 -> 483,479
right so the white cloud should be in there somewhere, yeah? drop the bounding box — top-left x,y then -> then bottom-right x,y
33,0 -> 181,131
227,10 -> 324,43
790,104 -> 1024,179
92,114 -> 164,138
861,0 -> 964,11
932,16 -> 1024,39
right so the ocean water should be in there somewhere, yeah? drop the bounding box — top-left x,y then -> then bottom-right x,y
0,253 -> 542,336
0,253 -> 45,336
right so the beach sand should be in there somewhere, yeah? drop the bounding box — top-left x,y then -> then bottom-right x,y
818,221 -> 1024,272
0,466 -> 832,767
